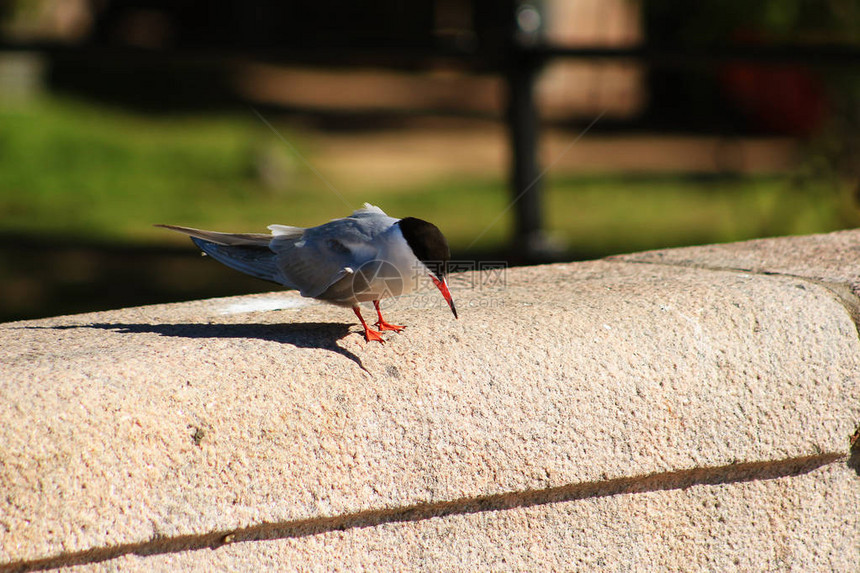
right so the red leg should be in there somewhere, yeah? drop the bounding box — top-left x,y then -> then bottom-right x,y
373,300 -> 405,332
353,306 -> 384,343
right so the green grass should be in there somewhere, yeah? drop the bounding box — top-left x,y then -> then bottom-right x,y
0,97 -> 304,241
543,173 -> 858,256
1,96 -> 857,258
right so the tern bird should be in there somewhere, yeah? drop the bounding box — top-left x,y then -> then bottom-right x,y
157,204 -> 457,342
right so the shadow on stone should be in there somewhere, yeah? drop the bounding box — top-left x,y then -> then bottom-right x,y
849,425 -> 860,476
5,452 -> 842,573
38,322 -> 368,371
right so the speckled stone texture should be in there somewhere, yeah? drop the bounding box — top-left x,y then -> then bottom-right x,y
2,231 -> 859,572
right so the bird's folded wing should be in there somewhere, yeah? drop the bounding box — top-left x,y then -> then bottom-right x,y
271,220 -> 379,299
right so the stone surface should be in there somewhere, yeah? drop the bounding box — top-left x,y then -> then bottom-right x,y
64,463 -> 859,572
2,231 -> 859,571
613,229 -> 860,295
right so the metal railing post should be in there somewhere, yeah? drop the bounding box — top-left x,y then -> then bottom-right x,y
506,1 -> 553,261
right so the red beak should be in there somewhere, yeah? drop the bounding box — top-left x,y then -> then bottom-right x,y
430,275 -> 458,319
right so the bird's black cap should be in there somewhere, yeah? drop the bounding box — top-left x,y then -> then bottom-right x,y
397,217 -> 451,279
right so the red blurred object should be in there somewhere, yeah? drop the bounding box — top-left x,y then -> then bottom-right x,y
720,62 -> 827,136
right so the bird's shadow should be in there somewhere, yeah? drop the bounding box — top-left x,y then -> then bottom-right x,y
39,321 -> 368,371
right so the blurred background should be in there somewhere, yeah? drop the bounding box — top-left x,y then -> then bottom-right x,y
1,0 -> 858,322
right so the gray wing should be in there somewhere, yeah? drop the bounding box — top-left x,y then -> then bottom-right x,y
155,224 -> 273,246
156,224 -> 287,284
157,205 -> 396,299
270,206 -> 397,299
